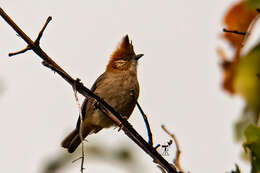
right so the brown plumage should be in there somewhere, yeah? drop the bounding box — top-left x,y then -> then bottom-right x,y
61,35 -> 143,153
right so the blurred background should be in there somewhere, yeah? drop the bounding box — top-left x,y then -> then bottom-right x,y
0,0 -> 256,172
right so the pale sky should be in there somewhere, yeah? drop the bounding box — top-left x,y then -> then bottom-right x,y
0,0 -> 250,173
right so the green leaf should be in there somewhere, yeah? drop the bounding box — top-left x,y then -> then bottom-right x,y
234,44 -> 260,122
244,0 -> 260,9
244,125 -> 260,173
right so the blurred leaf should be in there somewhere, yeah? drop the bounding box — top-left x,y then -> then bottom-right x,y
42,153 -> 71,173
233,43 -> 260,121
244,0 -> 260,9
223,1 -> 258,49
244,125 -> 260,173
42,142 -> 139,173
220,1 -> 258,94
234,106 -> 256,141
114,147 -> 132,161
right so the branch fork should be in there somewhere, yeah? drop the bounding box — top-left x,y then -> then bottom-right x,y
9,16 -> 52,57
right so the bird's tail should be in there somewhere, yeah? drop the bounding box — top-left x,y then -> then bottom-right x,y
62,125 -> 103,153
61,128 -> 88,153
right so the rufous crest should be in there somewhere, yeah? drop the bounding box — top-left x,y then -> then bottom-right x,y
106,35 -> 136,72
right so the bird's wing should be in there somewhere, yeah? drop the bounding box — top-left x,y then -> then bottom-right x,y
76,73 -> 106,129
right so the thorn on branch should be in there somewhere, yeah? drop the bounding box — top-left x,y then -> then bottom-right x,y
222,28 -> 246,36
42,60 -> 55,70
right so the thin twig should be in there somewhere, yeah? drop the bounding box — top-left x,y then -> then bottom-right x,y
73,79 -> 85,173
222,28 -> 246,35
35,16 -> 52,46
0,8 -> 178,173
9,46 -> 31,57
162,125 -> 184,173
72,156 -> 84,163
136,101 -> 153,146
9,16 -> 52,57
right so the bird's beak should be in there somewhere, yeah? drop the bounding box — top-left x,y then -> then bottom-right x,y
135,54 -> 144,61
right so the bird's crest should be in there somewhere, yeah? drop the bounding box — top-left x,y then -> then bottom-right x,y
110,35 -> 136,61
106,35 -> 136,72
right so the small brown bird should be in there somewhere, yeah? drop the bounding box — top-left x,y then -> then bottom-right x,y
61,35 -> 143,153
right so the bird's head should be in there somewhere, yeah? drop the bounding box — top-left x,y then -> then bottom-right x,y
106,35 -> 143,73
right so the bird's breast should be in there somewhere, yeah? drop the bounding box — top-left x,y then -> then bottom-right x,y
95,72 -> 139,117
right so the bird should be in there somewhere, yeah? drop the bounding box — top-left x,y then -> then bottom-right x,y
61,35 -> 143,153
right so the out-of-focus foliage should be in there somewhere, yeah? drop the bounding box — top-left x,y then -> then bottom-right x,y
41,142 -> 141,173
244,125 -> 260,173
220,0 -> 260,172
220,1 -> 258,94
233,44 -> 260,123
234,107 -> 256,141
222,1 -> 257,52
244,0 -> 260,9
220,0 -> 259,140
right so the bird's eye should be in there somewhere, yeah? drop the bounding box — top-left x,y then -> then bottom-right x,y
121,56 -> 130,61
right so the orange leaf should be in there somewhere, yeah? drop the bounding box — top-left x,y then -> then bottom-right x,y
223,1 -> 257,49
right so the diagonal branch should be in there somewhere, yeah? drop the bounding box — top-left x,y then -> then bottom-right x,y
0,8 -> 178,173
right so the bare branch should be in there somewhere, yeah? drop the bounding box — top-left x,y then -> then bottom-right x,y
9,46 -> 31,57
162,125 -> 184,173
35,16 -> 52,46
136,101 -> 153,146
0,8 -> 178,173
8,16 -> 52,57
